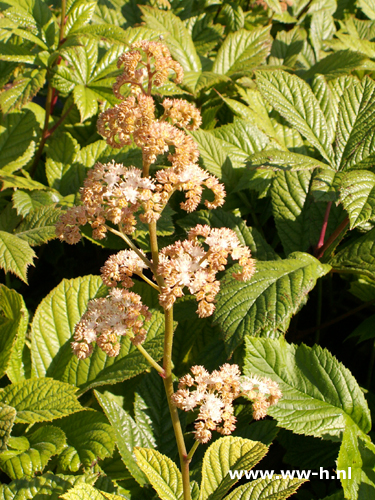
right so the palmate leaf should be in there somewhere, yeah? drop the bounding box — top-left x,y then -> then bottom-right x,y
55,410 -> 115,472
212,27 -> 271,77
140,6 -> 201,73
244,337 -> 371,439
0,110 -> 38,174
329,227 -> 375,281
64,0 -> 96,35
0,426 -> 66,480
30,276 -> 164,393
199,436 -> 268,500
0,285 -> 28,383
96,392 -> 154,486
214,252 -> 330,354
0,231 -> 36,284
339,170 -> 375,228
256,70 -> 335,165
335,77 -> 375,170
0,378 -> 83,425
134,448 -> 183,500
0,472 -> 97,500
225,476 -> 306,500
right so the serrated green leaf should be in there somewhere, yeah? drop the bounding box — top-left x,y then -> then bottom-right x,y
211,119 -> 270,166
310,168 -> 343,202
214,252 -> 330,354
140,6 -> 201,72
310,10 -> 335,60
0,285 -> 28,381
73,84 -> 99,122
0,426 -> 66,480
55,410 -> 115,472
264,0 -> 283,13
14,206 -> 61,246
305,50 -> 368,81
221,3 -> 245,31
347,314 -> 375,344
190,16 -> 223,56
0,42 -> 36,63
134,370 -> 175,459
0,110 -> 38,174
0,378 -> 83,424
249,150 -> 328,171
269,27 -> 305,68
182,71 -> 230,95
359,0 -> 375,19
0,173 -> 46,191
45,131 -> 80,191
212,27 -> 271,77
60,484 -> 125,500
95,391 -> 152,486
339,170 -> 375,228
12,190 -> 60,218
0,69 -> 46,114
225,476 -> 306,500
134,448 -> 182,500
270,170 -> 312,255
0,404 -> 16,452
335,77 -> 375,170
256,70 -> 334,165
244,337 -> 372,439
30,276 -> 164,392
188,129 -> 228,178
329,227 -> 375,280
65,0 -> 96,35
79,24 -> 160,45
0,231 -> 35,283
199,436 -> 268,500
0,471 -> 97,500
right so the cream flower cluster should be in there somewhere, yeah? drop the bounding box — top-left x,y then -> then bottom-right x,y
158,224 -> 256,317
72,288 -> 151,359
56,160 -> 225,244
172,364 -> 282,443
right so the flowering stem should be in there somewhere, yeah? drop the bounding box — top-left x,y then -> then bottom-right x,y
105,226 -> 154,270
149,221 -> 160,269
136,344 -> 165,375
186,440 -> 199,461
163,307 -> 191,500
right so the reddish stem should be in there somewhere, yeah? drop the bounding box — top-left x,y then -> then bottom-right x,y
315,201 -> 332,256
315,216 -> 349,260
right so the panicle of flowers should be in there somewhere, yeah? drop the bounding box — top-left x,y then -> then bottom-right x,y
171,364 -> 241,443
240,374 -> 282,420
172,364 -> 282,443
100,249 -> 148,288
56,161 -> 162,244
72,288 -> 151,360
157,224 -> 256,317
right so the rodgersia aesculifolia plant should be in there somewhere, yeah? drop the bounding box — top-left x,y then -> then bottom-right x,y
55,40 -> 281,499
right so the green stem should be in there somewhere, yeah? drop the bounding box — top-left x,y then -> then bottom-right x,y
163,307 -> 191,500
136,344 -> 164,375
186,440 -> 200,462
59,0 -> 66,43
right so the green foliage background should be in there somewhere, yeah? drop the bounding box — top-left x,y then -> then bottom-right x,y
1,0 -> 375,498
